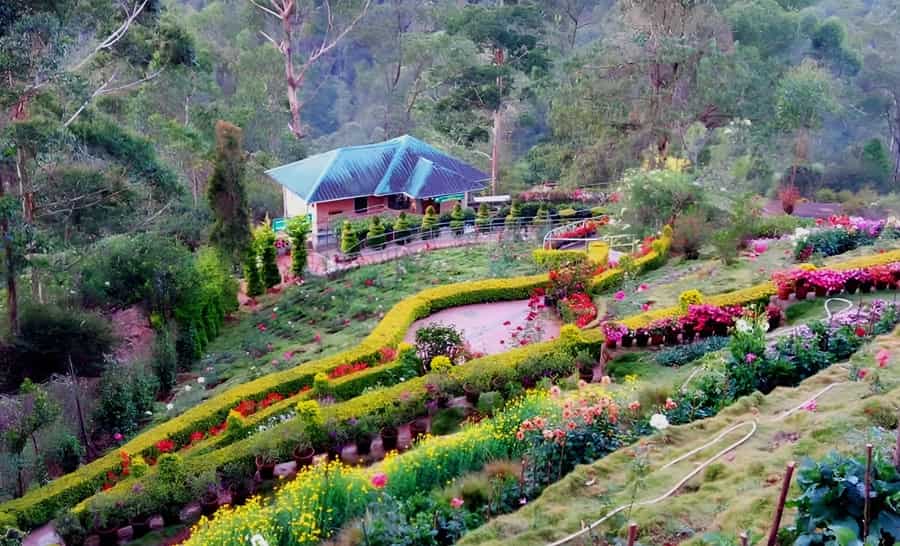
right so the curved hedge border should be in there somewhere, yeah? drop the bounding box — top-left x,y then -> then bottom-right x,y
1,233 -> 672,530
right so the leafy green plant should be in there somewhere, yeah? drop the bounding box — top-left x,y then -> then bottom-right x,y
653,337 -> 728,367
450,203 -> 465,236
475,203 -> 491,233
367,216 -> 387,249
393,212 -> 412,245
415,323 -> 464,370
285,215 -> 311,277
421,206 -> 439,239
788,450 -> 900,545
340,220 -> 359,255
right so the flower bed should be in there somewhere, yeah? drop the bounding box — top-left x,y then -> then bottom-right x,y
794,215 -> 892,260
772,262 -> 900,300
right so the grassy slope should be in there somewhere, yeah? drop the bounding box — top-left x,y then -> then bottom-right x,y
459,329 -> 900,546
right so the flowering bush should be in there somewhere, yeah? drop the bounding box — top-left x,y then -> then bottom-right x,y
678,289 -> 703,311
601,322 -> 628,343
560,292 -> 597,327
680,304 -> 743,332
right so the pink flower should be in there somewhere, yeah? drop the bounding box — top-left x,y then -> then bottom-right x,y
549,385 -> 561,398
628,401 -> 640,412
503,320 -> 511,326
578,379 -> 588,389
600,376 -> 611,385
371,473 -> 388,489
664,398 -> 678,410
753,242 -> 768,254
451,497 -> 464,509
113,433 -> 123,442
636,284 -> 649,293
801,399 -> 817,412
314,333 -> 321,343
614,291 -> 626,301
641,303 -> 651,312
745,353 -> 757,364
858,368 -> 869,380
876,349 -> 890,368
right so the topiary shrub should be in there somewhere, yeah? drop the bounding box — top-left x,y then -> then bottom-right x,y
367,216 -> 387,249
475,203 -> 491,233
415,323 -> 464,369
449,203 -> 465,236
340,220 -> 359,256
430,355 -> 453,373
679,289 -> 704,311
421,206 -> 439,239
505,201 -> 522,229
393,212 -> 411,245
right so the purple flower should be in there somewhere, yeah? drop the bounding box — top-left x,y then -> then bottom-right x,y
744,353 -> 757,363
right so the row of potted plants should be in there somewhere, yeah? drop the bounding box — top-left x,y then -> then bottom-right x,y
773,262 -> 900,300
601,302 -> 786,349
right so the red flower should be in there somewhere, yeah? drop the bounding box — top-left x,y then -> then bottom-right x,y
102,482 -> 113,491
855,326 -> 867,337
259,391 -> 285,408
257,323 -> 267,332
155,439 -> 175,453
190,431 -> 205,444
234,399 -> 257,417
379,346 -> 397,362
364,278 -> 375,287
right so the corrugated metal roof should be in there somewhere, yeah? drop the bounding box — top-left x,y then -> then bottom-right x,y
265,135 -> 487,203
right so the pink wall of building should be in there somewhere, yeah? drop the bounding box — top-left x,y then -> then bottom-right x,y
311,196 -> 387,229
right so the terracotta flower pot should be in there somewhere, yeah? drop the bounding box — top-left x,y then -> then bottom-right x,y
650,334 -> 664,346
777,287 -> 791,300
131,517 -> 152,538
97,527 -> 119,546
409,418 -> 428,439
355,436 -> 372,456
463,383 -> 480,405
201,493 -> 219,517
578,368 -> 594,382
255,456 -> 275,481
379,427 -> 399,452
293,446 -> 315,468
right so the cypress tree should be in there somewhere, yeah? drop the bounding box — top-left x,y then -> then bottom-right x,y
243,248 -> 264,297
286,216 -> 311,277
505,200 -> 522,229
255,221 -> 281,289
207,121 -> 251,265
393,212 -> 411,245
367,216 -> 386,249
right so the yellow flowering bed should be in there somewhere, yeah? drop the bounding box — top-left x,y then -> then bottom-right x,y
181,393 -> 554,546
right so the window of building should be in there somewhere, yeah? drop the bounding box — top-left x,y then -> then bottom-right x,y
354,197 -> 368,213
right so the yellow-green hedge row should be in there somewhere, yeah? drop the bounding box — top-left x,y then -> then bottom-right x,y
532,249 -> 589,269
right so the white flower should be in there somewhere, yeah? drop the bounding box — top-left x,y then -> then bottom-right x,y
650,413 -> 670,430
249,534 -> 270,546
184,385 -> 192,392
735,319 -> 752,334
144,411 -> 153,416
197,377 -> 206,384
273,307 -> 278,312
166,403 -> 174,411
104,281 -> 111,287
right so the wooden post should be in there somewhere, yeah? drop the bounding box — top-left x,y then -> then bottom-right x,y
893,419 -> 900,470
626,522 -> 638,546
864,443 -> 873,540
767,461 -> 796,546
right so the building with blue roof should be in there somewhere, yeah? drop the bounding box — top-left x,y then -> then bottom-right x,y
266,135 -> 488,247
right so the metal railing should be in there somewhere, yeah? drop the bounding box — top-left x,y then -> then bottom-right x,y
542,218 -> 638,254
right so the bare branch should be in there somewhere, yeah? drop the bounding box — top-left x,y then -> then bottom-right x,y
71,0 -> 150,71
249,0 -> 282,19
97,69 -> 163,95
259,30 -> 279,47
63,69 -> 163,127
308,0 -> 371,64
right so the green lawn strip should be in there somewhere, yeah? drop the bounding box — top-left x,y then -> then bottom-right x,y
457,332 -> 900,546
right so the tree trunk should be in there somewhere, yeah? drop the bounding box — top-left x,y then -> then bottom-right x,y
889,95 -> 900,179
0,178 -> 18,335
280,1 -> 305,139
491,47 -> 505,195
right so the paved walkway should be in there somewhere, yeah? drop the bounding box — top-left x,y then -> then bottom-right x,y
404,299 -> 563,355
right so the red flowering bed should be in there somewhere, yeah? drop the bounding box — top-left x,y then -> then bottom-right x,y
561,292 -> 598,327
557,217 -> 609,240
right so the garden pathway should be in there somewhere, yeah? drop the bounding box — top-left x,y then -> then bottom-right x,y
404,299 -> 563,356
22,524 -> 62,546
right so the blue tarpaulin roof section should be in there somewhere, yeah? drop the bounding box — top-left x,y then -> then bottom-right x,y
265,135 -> 487,203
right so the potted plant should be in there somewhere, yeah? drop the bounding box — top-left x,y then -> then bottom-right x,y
634,328 -> 650,347
379,425 -> 399,452
794,276 -> 810,300
574,350 -> 595,382
858,269 -> 874,293
601,322 -> 627,349
351,416 -> 375,457
126,487 -> 155,538
663,319 -> 680,345
409,417 -> 429,439
648,321 -> 666,346
89,496 -> 122,546
292,443 -> 315,469
772,270 -> 795,300
766,303 -> 783,331
463,382 -> 480,405
844,270 -> 861,294
254,450 -> 277,481
680,320 -> 695,343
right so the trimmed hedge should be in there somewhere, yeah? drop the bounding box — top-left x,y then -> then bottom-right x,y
0,233 -> 672,529
532,249 -> 589,269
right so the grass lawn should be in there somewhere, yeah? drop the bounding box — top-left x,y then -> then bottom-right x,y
157,240 -> 541,419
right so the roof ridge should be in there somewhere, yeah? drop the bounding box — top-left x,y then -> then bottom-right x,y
306,148 -> 343,202
373,135 -> 414,195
